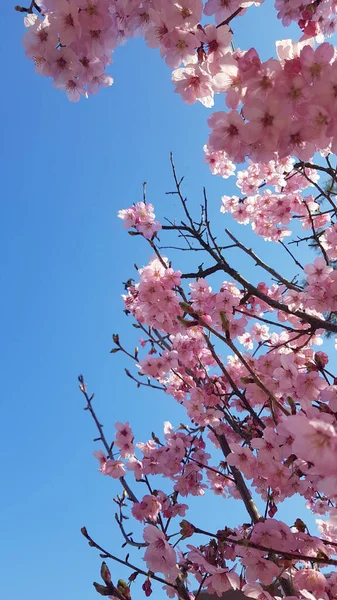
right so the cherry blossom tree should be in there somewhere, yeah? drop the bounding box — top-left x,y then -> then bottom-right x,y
15,1 -> 337,600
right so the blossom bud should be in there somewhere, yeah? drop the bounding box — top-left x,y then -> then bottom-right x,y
268,501 -> 278,517
142,578 -> 152,597
93,583 -> 110,596
180,520 -> 195,539
101,562 -> 111,584
315,352 -> 329,369
118,580 -> 131,600
294,518 -> 306,532
179,301 -> 193,314
197,46 -> 206,63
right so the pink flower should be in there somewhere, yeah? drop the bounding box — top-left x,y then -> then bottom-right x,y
115,421 -> 134,457
204,0 -> 245,25
87,73 -> 114,95
226,443 -> 256,478
196,23 -> 232,74
243,583 -> 274,600
284,415 -> 337,473
207,570 -> 240,596
23,15 -> 58,56
208,110 -> 247,162
143,525 -> 178,580
49,0 -> 82,46
293,568 -> 328,594
243,556 -> 280,585
172,64 -> 215,107
203,144 -> 236,178
161,29 -> 197,69
47,47 -> 81,79
243,96 -> 286,151
93,451 -> 126,478
103,459 -> 126,478
212,55 -> 244,108
304,257 -> 332,283
126,456 -> 144,480
300,42 -> 334,84
53,75 -> 88,102
144,8 -> 169,49
118,202 -> 161,239
78,0 -> 111,30
132,494 -> 162,522
163,0 -> 203,29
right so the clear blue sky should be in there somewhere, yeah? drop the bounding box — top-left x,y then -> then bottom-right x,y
0,4 -> 327,599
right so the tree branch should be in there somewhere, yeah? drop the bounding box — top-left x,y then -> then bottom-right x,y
78,376 -> 139,504
225,229 -> 301,291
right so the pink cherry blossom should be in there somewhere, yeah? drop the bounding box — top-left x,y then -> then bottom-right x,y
93,451 -> 126,478
143,525 -> 178,580
172,63 -> 215,107
132,494 -> 162,522
49,0 -> 82,46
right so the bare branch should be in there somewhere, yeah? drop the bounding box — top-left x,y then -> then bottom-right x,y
225,229 -> 302,291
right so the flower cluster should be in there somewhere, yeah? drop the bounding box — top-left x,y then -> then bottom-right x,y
207,41 -> 337,163
19,0 -> 337,169
275,0 -> 337,40
123,256 -> 183,334
118,202 -> 161,239
219,156 -> 325,241
28,1 -> 337,597
22,2 -> 114,101
115,421 -> 134,457
20,0 -> 246,100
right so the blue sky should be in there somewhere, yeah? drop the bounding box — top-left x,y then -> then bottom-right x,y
0,3 -> 328,600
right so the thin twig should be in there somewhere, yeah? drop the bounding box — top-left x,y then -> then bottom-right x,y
81,527 -> 177,588
225,229 -> 301,291
79,377 -> 139,504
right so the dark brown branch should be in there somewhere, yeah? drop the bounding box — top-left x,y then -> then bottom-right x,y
15,0 -> 41,13
125,368 -> 167,392
293,161 -> 336,177
211,431 -> 261,524
181,263 -> 223,279
193,526 -> 337,567
114,513 -> 148,548
224,337 -> 290,417
234,307 -> 309,333
216,6 -> 243,28
163,223 -> 337,334
279,240 -> 304,270
225,229 -> 301,291
203,334 -> 265,430
81,527 -> 178,588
